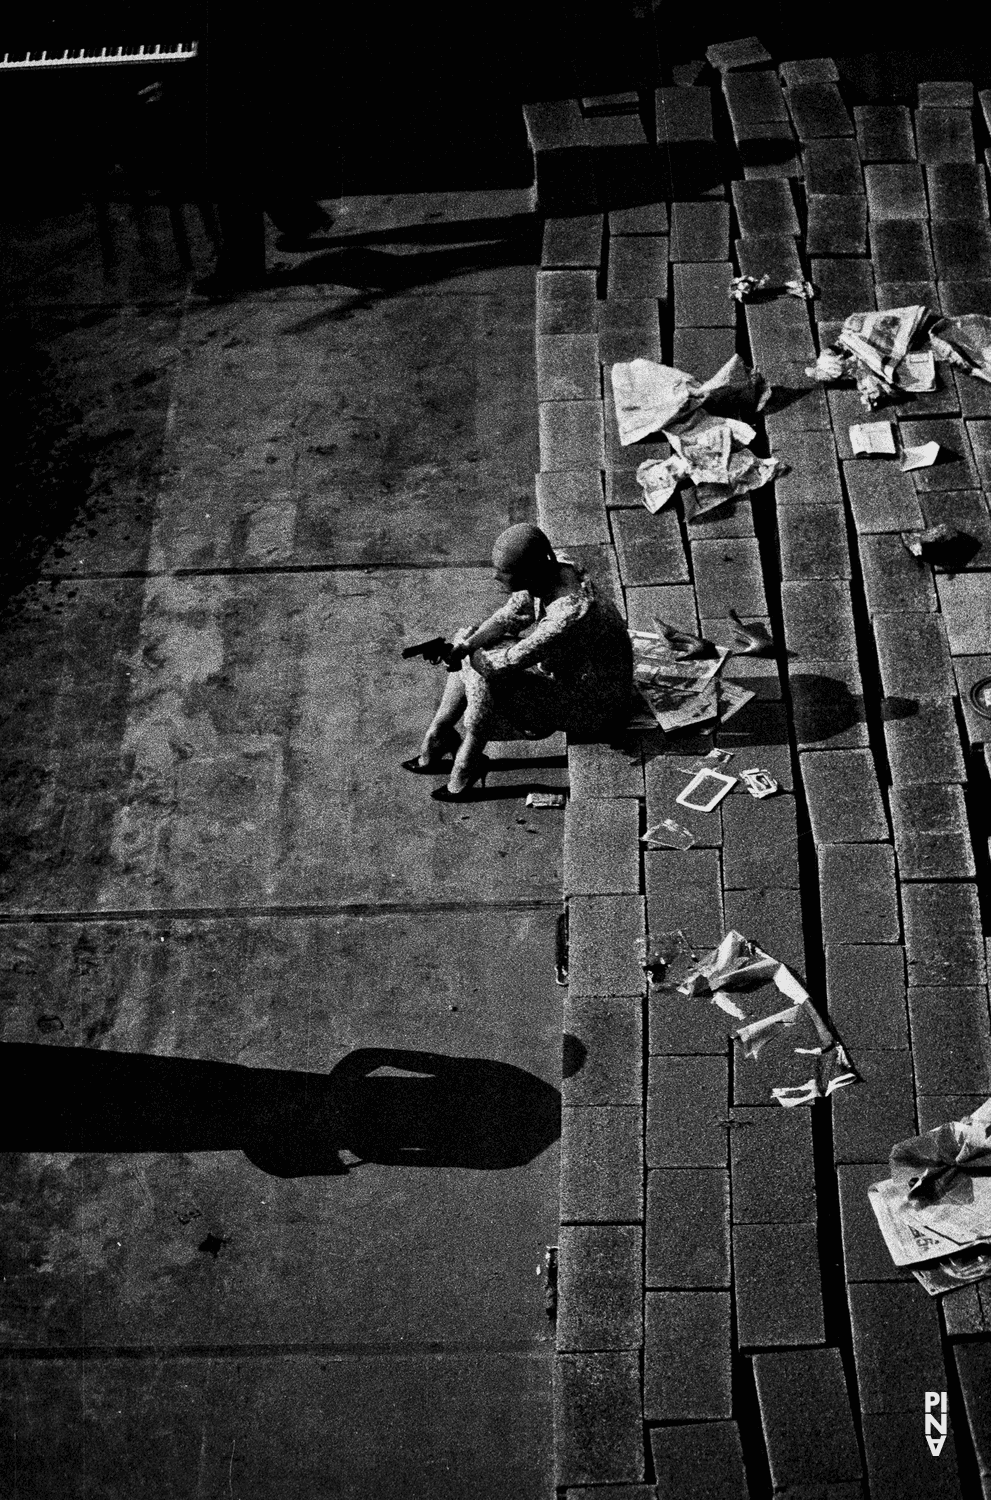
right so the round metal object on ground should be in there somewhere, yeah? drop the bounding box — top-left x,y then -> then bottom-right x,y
968,677 -> 991,719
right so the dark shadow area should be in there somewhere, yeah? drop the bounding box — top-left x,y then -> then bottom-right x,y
561,1034 -> 587,1080
880,696 -> 922,723
737,138 -> 801,170
0,321 -> 98,610
789,673 -> 863,745
275,212 -> 538,256
762,384 -> 824,417
0,1043 -> 561,1178
269,224 -> 541,294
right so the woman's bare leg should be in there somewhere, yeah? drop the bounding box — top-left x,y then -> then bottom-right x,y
446,722 -> 489,794
418,672 -> 467,764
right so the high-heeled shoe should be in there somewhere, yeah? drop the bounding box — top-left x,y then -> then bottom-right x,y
430,756 -> 491,802
400,730 -> 461,774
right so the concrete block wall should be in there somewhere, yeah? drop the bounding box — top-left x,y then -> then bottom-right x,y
533,53 -> 991,1497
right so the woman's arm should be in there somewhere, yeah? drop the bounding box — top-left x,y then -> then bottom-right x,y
472,593 -> 589,674
449,593 -> 535,661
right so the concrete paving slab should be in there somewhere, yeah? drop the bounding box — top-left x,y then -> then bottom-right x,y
542,215 -> 605,268
861,1411 -> 965,1500
607,238 -> 669,301
790,660 -> 869,751
842,460 -> 924,531
722,888 -> 806,975
732,179 -> 800,239
567,895 -> 646,997
672,262 -> 735,328
874,610 -> 952,696
649,1423 -> 750,1500
669,201 -> 731,262
537,469 -> 610,546
733,1222 -> 825,1346
557,1224 -> 643,1350
864,163 -> 927,220
752,1349 -> 862,1490
721,792 -> 801,888
537,334 -> 601,400
609,204 -> 669,235
883,696 -> 967,785
932,220 -> 991,280
646,1168 -> 730,1288
625,583 -> 699,634
810,259 -> 876,321
854,105 -> 916,163
538,270 -> 598,334
781,579 -> 857,659
554,1351 -> 645,1486
804,138 -> 864,196
655,88 -> 714,144
1,1351 -> 555,1500
610,507 -> 689,586
735,233 -> 802,282
919,489 -> 991,566
825,944 -> 909,1051
0,908 -> 562,1345
869,218 -> 934,281
778,504 -> 851,578
849,1281 -> 947,1412
859,532 -> 938,613
647,1056 -> 728,1167
915,106 -> 975,164
801,749 -> 889,843
729,1104 -> 816,1223
926,162 -> 990,220
939,279 -> 991,316
560,1106 -> 642,1223
936,571 -> 991,654
891,782 -> 975,879
909,986 -> 991,1095
723,70 -> 789,128
838,1159 -> 911,1281
807,196 -> 868,256
819,842 -> 900,945
564,797 -> 641,894
832,1049 -> 917,1163
876,279 -> 939,312
646,848 -> 724,944
643,1291 -> 732,1420
563,997 -> 642,1106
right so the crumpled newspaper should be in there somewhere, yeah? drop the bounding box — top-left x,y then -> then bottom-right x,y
868,1099 -> 991,1291
675,930 -> 857,1106
634,405 -> 780,517
929,314 -> 991,384
730,273 -> 770,302
611,353 -> 770,446
806,305 -> 935,408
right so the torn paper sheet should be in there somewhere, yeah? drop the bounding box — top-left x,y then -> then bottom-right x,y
850,420 -> 896,456
784,278 -> 816,301
613,353 -> 769,446
525,791 -> 566,809
677,931 -> 857,1105
898,348 -> 936,392
900,524 -> 965,560
900,441 -> 940,471
642,818 -> 696,851
929,313 -> 991,384
637,453 -> 687,512
837,305 -> 931,388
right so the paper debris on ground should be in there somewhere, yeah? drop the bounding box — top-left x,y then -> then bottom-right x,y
676,930 -> 857,1106
730,274 -> 770,302
900,523 -> 965,560
850,420 -> 897,456
631,637 -> 755,732
900,440 -> 940,471
525,791 -> 567,809
807,305 -> 935,408
675,768 -> 738,811
784,278 -> 816,301
727,608 -> 775,655
642,818 -> 697,851
614,352 -> 770,462
740,767 -> 778,798
868,1099 -> 991,1292
929,314 -> 991,384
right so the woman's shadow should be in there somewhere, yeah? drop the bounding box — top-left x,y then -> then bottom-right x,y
0,1043 -> 561,1178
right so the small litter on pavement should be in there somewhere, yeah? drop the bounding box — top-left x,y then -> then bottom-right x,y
676,931 -> 857,1106
730,274 -> 770,302
900,440 -> 940,471
740,767 -> 779,798
868,1098 -> 991,1295
525,791 -> 567,809
729,275 -> 816,303
642,819 -> 697,851
849,420 -> 897,456
640,928 -> 694,983
929,313 -> 991,384
675,767 -> 738,811
900,523 -> 965,560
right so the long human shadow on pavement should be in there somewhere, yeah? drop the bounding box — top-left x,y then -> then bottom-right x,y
0,1043 -> 561,1178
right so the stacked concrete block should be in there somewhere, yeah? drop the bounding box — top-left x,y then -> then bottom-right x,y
542,215 -> 605,269
524,101 -> 597,214
596,296 -> 662,366
722,68 -> 799,179
854,105 -> 916,163
655,85 -> 720,198
536,471 -> 610,548
586,112 -> 659,207
752,1350 -> 863,1493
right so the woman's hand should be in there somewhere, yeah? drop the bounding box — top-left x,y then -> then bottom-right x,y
470,646 -> 511,678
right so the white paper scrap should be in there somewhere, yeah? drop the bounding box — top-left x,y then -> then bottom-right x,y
900,441 -> 940,472
849,420 -> 896,456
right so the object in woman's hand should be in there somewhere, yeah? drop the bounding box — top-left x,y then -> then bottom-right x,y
401,637 -> 460,670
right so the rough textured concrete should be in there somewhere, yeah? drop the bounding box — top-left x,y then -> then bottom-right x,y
556,1224 -> 643,1351
646,1168 -> 730,1287
825,944 -> 909,1050
643,1291 -> 732,1420
729,1105 -> 816,1222
554,1351 -> 645,1487
649,1423 -> 751,1499
752,1349 -> 863,1490
0,194 -> 561,1497
733,1222 -> 826,1346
